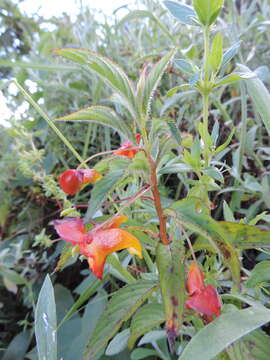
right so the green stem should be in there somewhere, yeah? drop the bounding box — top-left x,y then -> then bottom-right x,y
203,26 -> 210,83
202,92 -> 210,167
82,123 -> 92,160
14,79 -> 85,166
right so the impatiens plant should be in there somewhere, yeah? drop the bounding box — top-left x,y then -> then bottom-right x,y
16,0 -> 270,359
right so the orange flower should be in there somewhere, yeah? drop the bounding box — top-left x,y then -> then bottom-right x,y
113,134 -> 141,159
59,169 -> 101,195
185,262 -> 221,319
53,215 -> 142,279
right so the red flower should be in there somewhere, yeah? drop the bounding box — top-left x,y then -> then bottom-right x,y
113,134 -> 141,159
53,215 -> 142,279
185,262 -> 221,319
59,169 -> 102,195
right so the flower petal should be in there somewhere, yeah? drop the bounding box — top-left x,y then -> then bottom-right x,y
105,215 -> 129,229
80,228 -> 142,279
186,262 -> 205,295
185,285 -> 221,317
59,169 -> 83,195
78,169 -> 102,184
53,217 -> 87,245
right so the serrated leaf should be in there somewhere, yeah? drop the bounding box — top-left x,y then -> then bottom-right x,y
84,280 -> 158,359
164,1 -> 198,25
238,64 -> 270,136
56,105 -> 134,142
35,275 -> 57,360
84,168 -> 125,222
54,48 -> 138,119
179,307 -> 270,360
169,198 -> 241,285
156,237 -> 185,350
128,303 -> 165,349
137,48 -> 177,117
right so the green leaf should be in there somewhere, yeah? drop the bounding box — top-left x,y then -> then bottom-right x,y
222,42 -> 241,67
54,48 -> 138,119
106,329 -> 130,356
35,275 -> 57,360
223,201 -> 236,222
164,1 -> 198,25
175,59 -> 194,75
128,303 -> 165,349
156,237 -> 185,349
2,331 -> 31,360
193,0 -> 223,26
131,348 -> 159,360
178,307 -> 270,360
215,128 -> 235,153
0,267 -> 28,285
56,105 -> 135,142
0,59 -> 76,71
84,280 -> 158,359
246,261 -> 270,287
203,167 -> 224,183
169,198 -> 241,285
214,72 -> 253,87
107,253 -> 137,284
137,48 -> 177,117
238,64 -> 270,136
84,168 -> 125,222
209,33 -> 223,73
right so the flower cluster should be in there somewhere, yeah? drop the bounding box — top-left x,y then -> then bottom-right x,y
185,262 -> 221,321
59,168 -> 102,195
53,215 -> 142,279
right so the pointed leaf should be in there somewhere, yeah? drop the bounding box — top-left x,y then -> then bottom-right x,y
179,307 -> 270,360
84,280 -> 158,359
56,105 -> 135,142
137,48 -> 177,116
35,275 -> 57,360
193,0 -> 223,26
54,48 -> 138,119
128,303 -> 165,349
222,42 -> 241,67
156,237 -> 185,349
209,33 -> 223,72
238,64 -> 270,136
214,72 -> 254,87
175,59 -> 194,75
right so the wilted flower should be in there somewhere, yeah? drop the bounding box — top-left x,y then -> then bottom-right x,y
59,169 -> 102,195
185,262 -> 221,320
53,215 -> 142,279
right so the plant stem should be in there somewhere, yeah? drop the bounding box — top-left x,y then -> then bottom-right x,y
14,79 -> 85,166
147,154 -> 170,245
203,26 -> 210,83
202,92 -> 210,167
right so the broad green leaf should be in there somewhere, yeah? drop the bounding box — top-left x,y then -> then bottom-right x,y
245,261 -> 270,287
169,198 -> 241,285
238,64 -> 270,136
136,48 -> 177,117
164,1 -> 198,25
117,10 -> 175,43
106,329 -> 130,356
193,0 -> 223,26
0,59 -> 76,71
156,237 -> 185,349
84,280 -> 158,359
175,59 -> 194,75
56,105 -> 135,142
54,48 -> 138,119
128,303 -> 165,349
245,330 -> 270,360
209,33 -> 223,73
178,307 -> 270,360
203,167 -> 224,183
35,275 -> 57,360
84,168 -> 125,222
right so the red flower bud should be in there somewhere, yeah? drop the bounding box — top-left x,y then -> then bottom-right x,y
59,169 -> 83,195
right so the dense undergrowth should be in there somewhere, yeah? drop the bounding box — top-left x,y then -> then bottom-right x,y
1,0 -> 270,359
